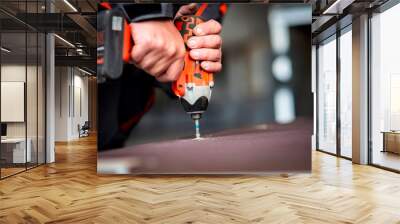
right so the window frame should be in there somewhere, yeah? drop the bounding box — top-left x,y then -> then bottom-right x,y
315,21 -> 353,160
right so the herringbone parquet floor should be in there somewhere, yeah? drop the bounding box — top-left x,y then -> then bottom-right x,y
1,135 -> 400,224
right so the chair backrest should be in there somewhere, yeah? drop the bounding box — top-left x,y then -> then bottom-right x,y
82,121 -> 90,129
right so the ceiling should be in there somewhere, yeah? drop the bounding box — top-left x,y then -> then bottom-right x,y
1,0 -> 393,73
0,0 -> 98,73
310,0 -> 390,43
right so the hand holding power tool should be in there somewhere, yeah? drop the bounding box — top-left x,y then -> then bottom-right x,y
130,20 -> 186,82
97,4 -> 223,139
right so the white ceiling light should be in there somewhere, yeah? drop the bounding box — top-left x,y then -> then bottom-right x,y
63,0 -> 78,12
1,47 -> 11,53
54,34 -> 75,48
323,0 -> 355,15
78,67 -> 92,76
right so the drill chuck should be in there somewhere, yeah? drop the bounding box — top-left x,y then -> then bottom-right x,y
180,96 -> 209,114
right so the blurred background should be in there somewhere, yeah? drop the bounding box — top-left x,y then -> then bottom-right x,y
125,4 -> 312,146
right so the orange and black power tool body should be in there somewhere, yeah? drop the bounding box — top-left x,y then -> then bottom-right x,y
97,4 -> 214,122
97,4 -> 132,82
172,15 -> 214,120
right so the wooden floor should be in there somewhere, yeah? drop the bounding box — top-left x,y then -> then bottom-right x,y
1,167 -> 26,178
373,151 -> 400,171
1,135 -> 400,224
1,163 -> 43,178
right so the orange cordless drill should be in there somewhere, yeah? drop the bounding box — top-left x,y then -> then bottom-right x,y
97,4 -> 132,81
173,15 -> 214,139
97,5 -> 214,138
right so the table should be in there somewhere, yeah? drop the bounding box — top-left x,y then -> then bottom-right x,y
1,138 -> 32,163
99,119 -> 312,174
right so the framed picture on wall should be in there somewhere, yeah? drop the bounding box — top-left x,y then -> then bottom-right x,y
1,81 -> 25,122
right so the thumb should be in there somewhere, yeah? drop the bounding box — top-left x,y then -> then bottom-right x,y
174,4 -> 197,19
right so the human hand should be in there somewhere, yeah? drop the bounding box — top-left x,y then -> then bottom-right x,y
130,20 -> 186,82
186,19 -> 222,73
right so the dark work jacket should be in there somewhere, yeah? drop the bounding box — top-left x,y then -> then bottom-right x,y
115,3 -> 224,23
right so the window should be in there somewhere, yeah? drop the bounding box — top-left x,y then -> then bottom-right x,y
317,36 -> 337,154
339,28 -> 352,158
0,0 -> 46,179
370,3 -> 400,171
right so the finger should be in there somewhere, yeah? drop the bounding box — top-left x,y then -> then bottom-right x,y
140,50 -> 163,67
201,61 -> 222,73
157,60 -> 184,82
187,3 -> 198,10
193,19 -> 222,36
190,48 -> 221,62
131,43 -> 151,64
175,3 -> 197,18
138,51 -> 165,76
147,59 -> 169,77
130,24 -> 152,64
187,35 -> 222,49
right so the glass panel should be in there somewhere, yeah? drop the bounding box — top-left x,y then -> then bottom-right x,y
0,11 -> 2,179
0,18 -> 28,177
339,29 -> 352,158
317,37 -> 337,154
371,3 -> 400,171
27,31 -> 38,169
38,32 -> 45,165
1,0 -> 46,178
312,45 -> 317,150
26,0 -> 39,169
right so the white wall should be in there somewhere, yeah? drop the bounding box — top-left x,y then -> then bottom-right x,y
1,63 -> 46,164
1,65 -> 36,137
55,66 -> 69,141
1,64 -> 26,128
1,65 -> 26,140
1,82 -> 25,122
73,73 -> 89,136
54,67 -> 89,141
